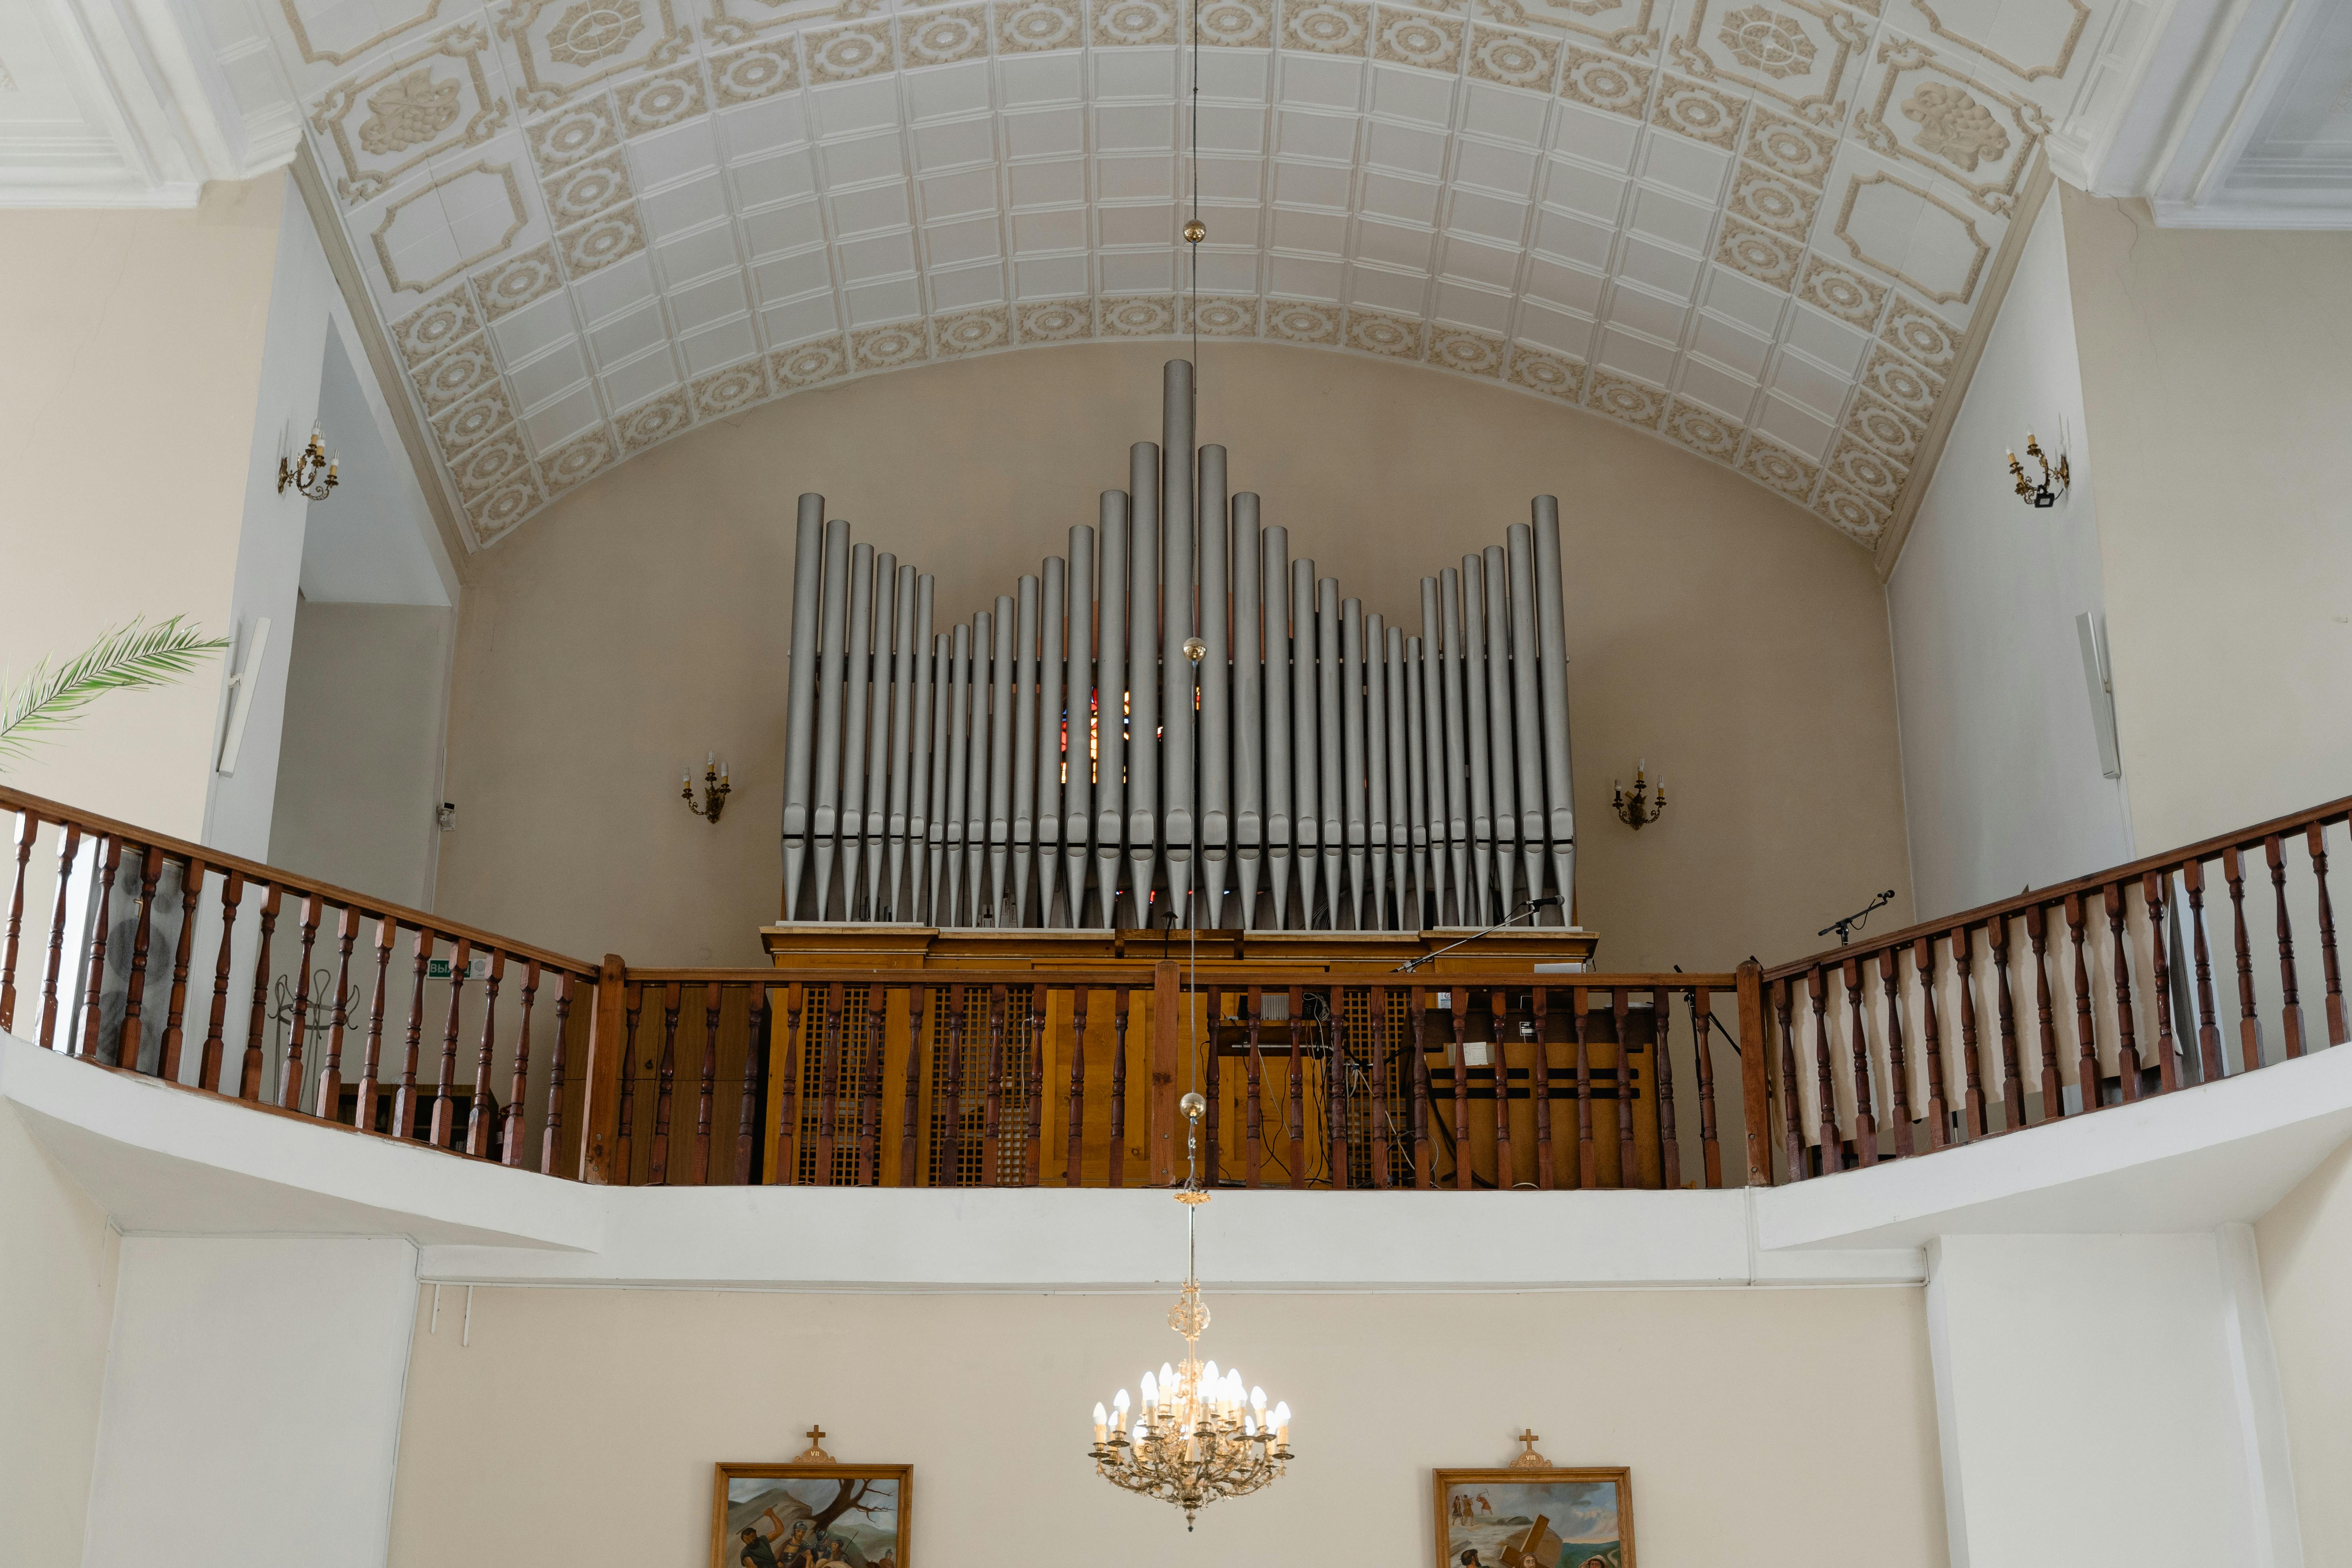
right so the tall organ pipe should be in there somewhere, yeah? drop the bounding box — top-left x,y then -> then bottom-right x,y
1262,526 -> 1293,930
1437,569 -> 1469,926
1126,443 -> 1160,929
1230,493 -> 1262,930
1012,577 -> 1040,927
1506,524 -> 1547,915
1094,494 -> 1129,928
859,550 -> 897,919
781,498 -> 824,921
1382,623 -> 1409,929
839,544 -> 877,919
885,565 -> 918,919
1459,554 -> 1495,924
1316,576 -> 1343,932
1362,610 -> 1388,930
1403,631 -> 1430,928
1417,581 -> 1446,926
1197,442 -> 1229,929
943,622 -> 972,927
1036,558 -> 1065,926
1290,559 -> 1319,930
903,579 -> 936,922
1341,598 -> 1368,931
1063,527 -> 1096,928
1482,543 -> 1519,917
1160,361 -> 1196,926
811,521 -> 851,920
919,626 -> 947,924
987,598 -> 1015,926
1533,498 -> 1575,922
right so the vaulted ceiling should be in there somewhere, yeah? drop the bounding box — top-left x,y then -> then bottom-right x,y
18,0 -> 2154,551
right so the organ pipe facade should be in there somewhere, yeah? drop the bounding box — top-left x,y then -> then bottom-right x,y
779,360 -> 1577,931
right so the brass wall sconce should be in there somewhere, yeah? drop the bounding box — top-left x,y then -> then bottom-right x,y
279,425 -> 339,500
682,753 -> 731,824
2006,432 -> 2069,507
1611,762 -> 1666,830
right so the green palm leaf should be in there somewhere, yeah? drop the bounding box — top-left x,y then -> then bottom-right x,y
0,616 -> 231,773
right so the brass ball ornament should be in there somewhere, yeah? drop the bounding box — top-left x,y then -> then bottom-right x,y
1182,636 -> 1208,664
1182,217 -> 1208,244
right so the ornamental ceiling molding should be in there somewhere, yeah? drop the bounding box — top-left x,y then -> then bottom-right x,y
241,0 -> 2132,556
279,0 -> 452,66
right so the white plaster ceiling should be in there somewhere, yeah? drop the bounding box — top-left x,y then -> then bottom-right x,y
22,0 -> 2162,550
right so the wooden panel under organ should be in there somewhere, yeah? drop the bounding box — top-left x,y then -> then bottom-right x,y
777,359 -> 1581,934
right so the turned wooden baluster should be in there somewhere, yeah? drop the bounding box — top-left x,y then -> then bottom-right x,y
391,929 -> 433,1137
1842,958 -> 1877,1166
1454,991 -> 1476,1191
238,882 -> 282,1100
2266,835 -> 2306,1059
855,985 -> 886,1188
1573,986 -> 1596,1187
1489,990 -> 1514,1189
503,960 -> 539,1166
613,983 -> 644,1179
1067,985 -> 1091,1188
2310,824 -> 2348,1046
1110,987 -> 1131,1190
1286,985 -> 1305,1190
317,906 -> 358,1120
897,985 -> 925,1188
1950,927 -> 1987,1140
465,951 -> 504,1155
158,860 -> 207,1083
2143,872 -> 2179,1093
1690,986 -> 1722,1187
2183,858 -> 2225,1081
116,846 -> 163,1072
1653,986 -> 1679,1187
2024,903 -> 2062,1117
1810,967 -> 1837,1172
814,982 -> 843,1185
982,984 -> 1007,1185
428,938 -> 472,1146
38,824 -> 82,1050
78,835 -> 121,1060
544,972 -> 577,1176
942,984 -> 969,1187
1983,918 -> 2019,1132
642,980 -> 679,1181
1531,986 -> 1555,1191
1410,987 -> 1434,1189
1912,937 -> 1948,1149
1204,986 -> 1224,1189
1024,984 -> 1046,1187
2064,894 -> 2099,1111
0,811 -> 35,1033
1611,989 -> 1635,1186
355,917 -> 395,1132
772,984 -> 804,1185
1327,986 -> 1347,1191
277,893 -> 322,1105
1773,978 -> 1805,1179
1242,988 -> 1263,1189
2223,847 -> 2262,1070
696,981 -> 727,1183
1877,950 -> 1910,1157
1371,986 -> 1393,1189
2104,885 -> 2142,1100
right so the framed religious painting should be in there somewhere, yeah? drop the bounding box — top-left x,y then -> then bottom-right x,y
1432,1462 -> 1634,1568
713,1438 -> 911,1568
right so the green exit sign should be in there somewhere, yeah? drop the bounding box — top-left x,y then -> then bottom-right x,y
427,956 -> 490,980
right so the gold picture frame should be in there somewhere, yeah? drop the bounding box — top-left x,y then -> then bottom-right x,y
1433,1466 -> 1634,1568
713,1459 -> 911,1568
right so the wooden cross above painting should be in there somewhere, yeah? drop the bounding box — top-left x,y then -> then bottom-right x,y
713,1456 -> 912,1568
1433,1466 -> 1634,1568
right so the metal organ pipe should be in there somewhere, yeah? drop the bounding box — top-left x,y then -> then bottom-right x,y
777,363 -> 1579,935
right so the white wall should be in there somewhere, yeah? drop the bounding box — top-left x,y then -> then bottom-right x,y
1886,185 -> 2132,919
1925,1231 -> 2296,1568
0,1103 -> 117,1568
82,1235 -> 418,1568
2257,1135 -> 2352,1565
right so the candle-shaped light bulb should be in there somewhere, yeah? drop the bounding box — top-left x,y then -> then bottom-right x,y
1250,1385 -> 1266,1410
1203,1360 -> 1218,1393
1272,1400 -> 1290,1429
1114,1389 -> 1130,1413
1093,1402 -> 1108,1441
1160,1361 -> 1175,1397
327,457 -> 337,478
1140,1370 -> 1157,1406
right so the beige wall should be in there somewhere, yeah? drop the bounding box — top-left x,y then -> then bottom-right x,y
2257,1136 -> 2352,1563
268,600 -> 455,909
2063,192 -> 2352,855
436,341 -> 1909,970
389,1284 -> 1944,1566
0,1102 -> 119,1568
0,180 -> 284,839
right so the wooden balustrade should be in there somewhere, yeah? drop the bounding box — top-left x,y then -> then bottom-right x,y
1757,795 -> 2352,1177
18,780 -> 2345,1193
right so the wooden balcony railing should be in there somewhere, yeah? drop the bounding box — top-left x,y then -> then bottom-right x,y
14,781 -> 2346,1192
1755,795 -> 2352,1177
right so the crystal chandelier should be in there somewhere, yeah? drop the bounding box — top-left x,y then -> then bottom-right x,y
1086,1094 -> 1292,1528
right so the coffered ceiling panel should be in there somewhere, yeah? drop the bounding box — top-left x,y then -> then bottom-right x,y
211,0 -> 2142,548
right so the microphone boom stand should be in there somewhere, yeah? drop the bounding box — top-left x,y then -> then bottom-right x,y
1395,896 -> 1561,973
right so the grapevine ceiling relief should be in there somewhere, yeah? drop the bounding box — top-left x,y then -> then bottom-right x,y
245,0 -> 2137,549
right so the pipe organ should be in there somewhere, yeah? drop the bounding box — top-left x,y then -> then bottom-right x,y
779,360 -> 1578,931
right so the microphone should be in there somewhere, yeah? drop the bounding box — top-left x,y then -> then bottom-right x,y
1396,895 -> 1561,972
